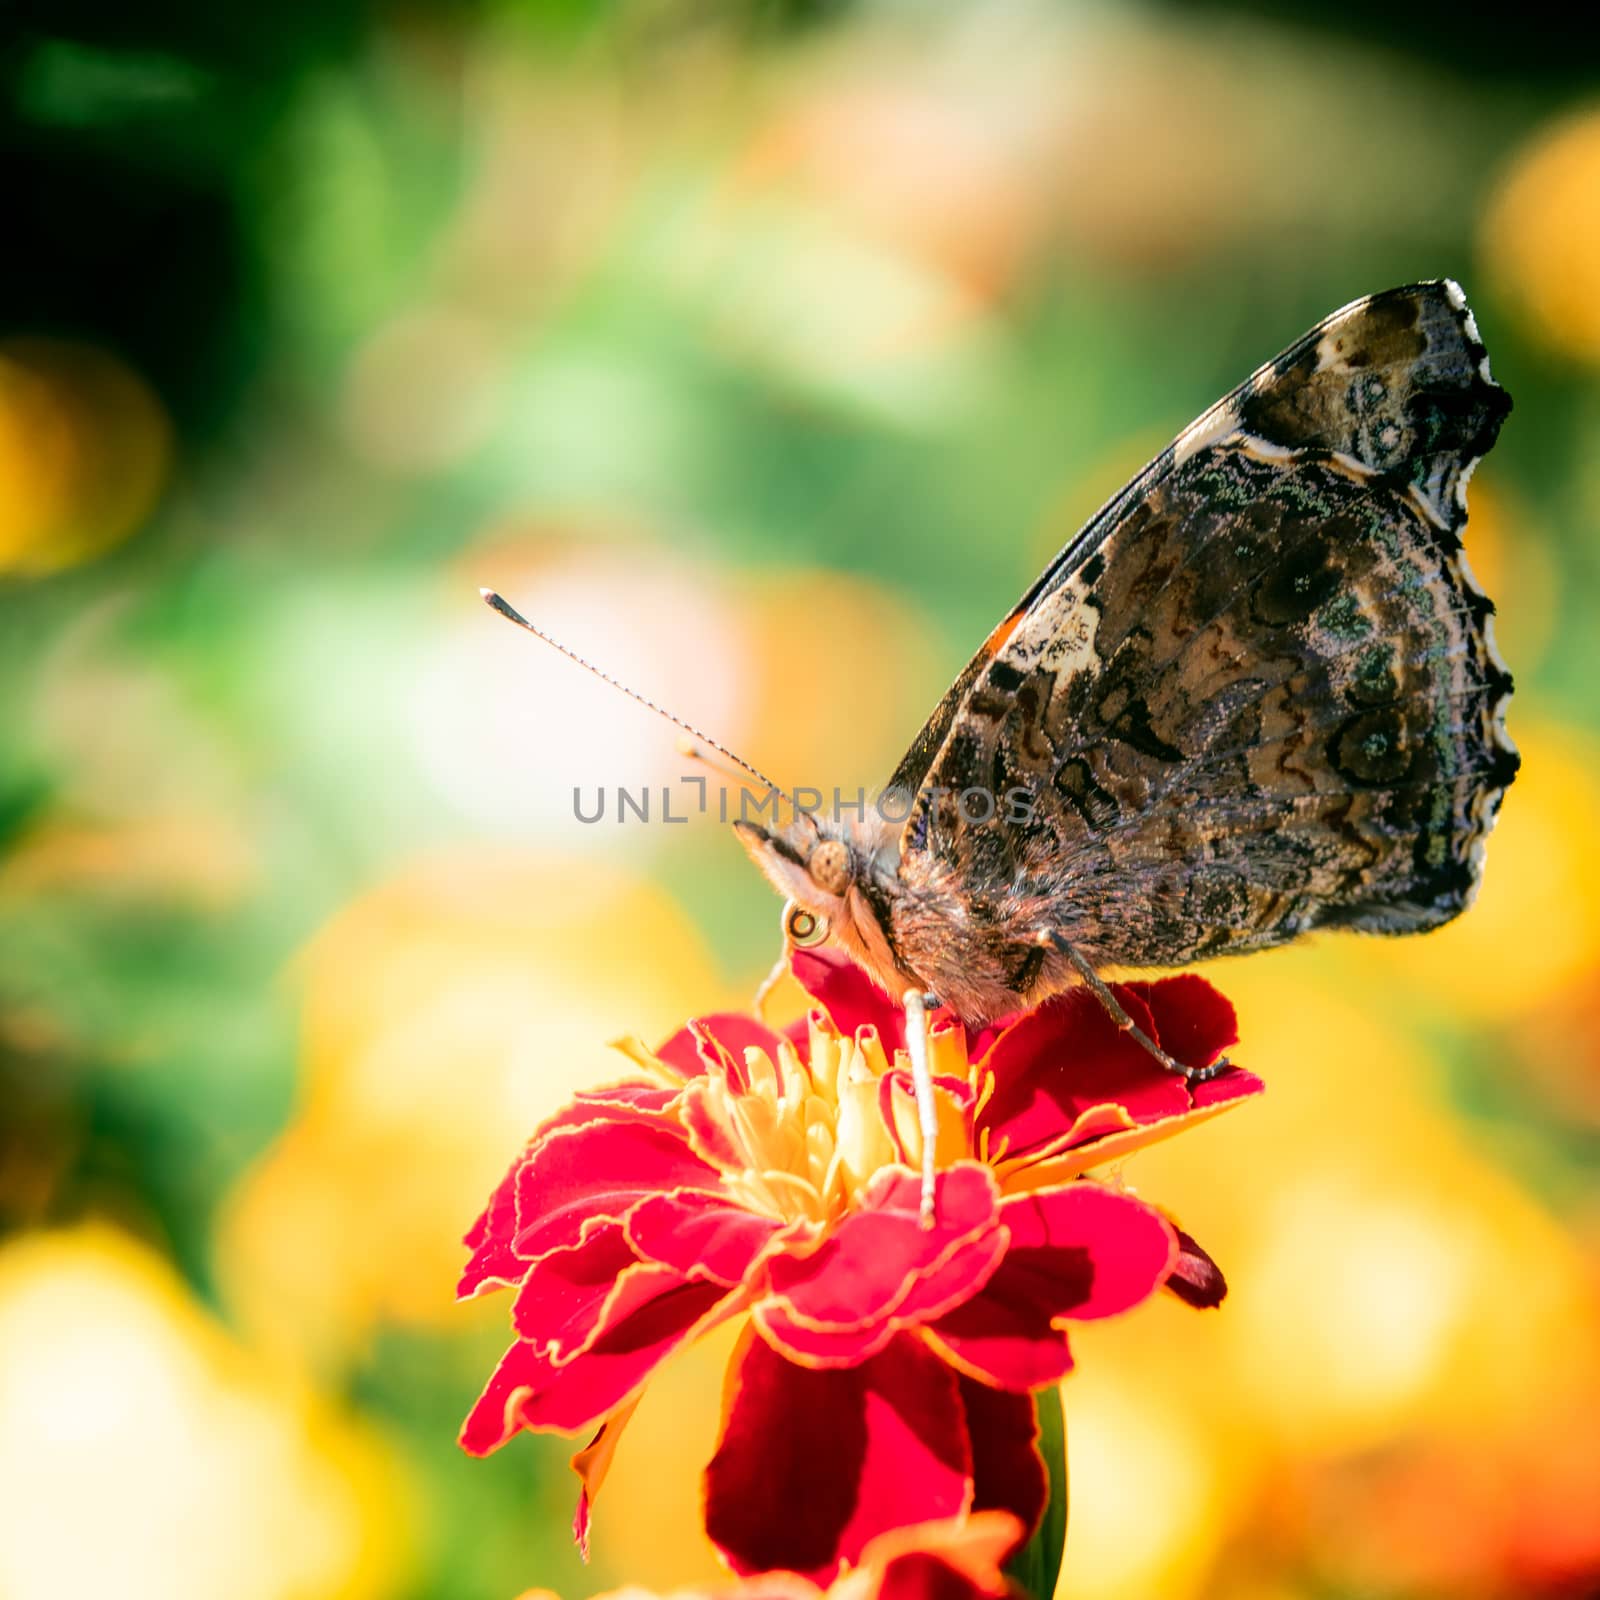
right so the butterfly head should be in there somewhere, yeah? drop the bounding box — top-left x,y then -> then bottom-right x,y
733,815 -> 849,945
734,810 -> 914,997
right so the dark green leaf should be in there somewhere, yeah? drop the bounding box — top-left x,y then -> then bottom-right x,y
1005,1384 -> 1068,1600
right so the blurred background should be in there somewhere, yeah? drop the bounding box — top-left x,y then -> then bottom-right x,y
2,3 -> 1598,1598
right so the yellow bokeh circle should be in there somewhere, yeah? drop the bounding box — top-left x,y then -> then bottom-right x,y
1482,104 -> 1600,365
0,1227 -> 401,1600
0,338 -> 171,575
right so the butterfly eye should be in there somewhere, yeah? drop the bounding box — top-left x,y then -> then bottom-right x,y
808,839 -> 852,895
783,901 -> 829,948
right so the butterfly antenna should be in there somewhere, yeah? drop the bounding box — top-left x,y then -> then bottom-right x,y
676,735 -> 765,790
480,589 -> 782,796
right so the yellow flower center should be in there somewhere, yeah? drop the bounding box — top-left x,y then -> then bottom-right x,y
619,1013 -> 974,1226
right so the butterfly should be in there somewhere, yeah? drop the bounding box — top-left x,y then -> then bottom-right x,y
487,279 -> 1516,1218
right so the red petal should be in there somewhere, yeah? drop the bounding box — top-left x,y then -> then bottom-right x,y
858,1514 -> 1027,1600
522,1275 -> 737,1432
657,1019 -> 720,1078
753,1166 -> 1003,1365
511,1226 -> 660,1355
576,1083 -> 682,1112
512,1117 -> 724,1262
756,1226 -> 1009,1367
789,948 -> 906,1048
1163,1226 -> 1228,1309
458,1140 -> 533,1300
976,984 -> 1259,1170
926,1184 -> 1175,1389
677,1076 -> 749,1170
766,1165 -> 1000,1326
659,1014 -> 792,1087
626,1190 -> 789,1287
461,1274 -> 738,1452
922,1315 -> 1073,1394
977,987 -> 1174,1153
963,1014 -> 1020,1064
706,1013 -> 793,1078
787,949 -> 966,1056
1012,1184 -> 1178,1320
460,1090 -> 685,1297
1123,975 -> 1238,1071
706,1329 -> 973,1584
877,1552 -> 1001,1600
460,1337 -> 555,1455
960,1378 -> 1047,1533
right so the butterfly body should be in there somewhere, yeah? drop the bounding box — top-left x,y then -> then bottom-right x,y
737,280 -> 1517,1025
737,808 -> 1079,1021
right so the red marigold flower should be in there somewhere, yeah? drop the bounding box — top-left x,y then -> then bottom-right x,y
459,951 -> 1260,1583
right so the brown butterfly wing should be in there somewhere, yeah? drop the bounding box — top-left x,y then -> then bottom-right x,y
890,280 -> 1516,972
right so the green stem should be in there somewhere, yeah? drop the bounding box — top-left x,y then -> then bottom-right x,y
1004,1383 -> 1068,1600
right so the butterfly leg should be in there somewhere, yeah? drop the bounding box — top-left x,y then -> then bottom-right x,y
902,989 -> 940,1227
1050,936 -> 1229,1083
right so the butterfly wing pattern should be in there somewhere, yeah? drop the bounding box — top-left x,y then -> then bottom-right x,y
891,281 -> 1516,1003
